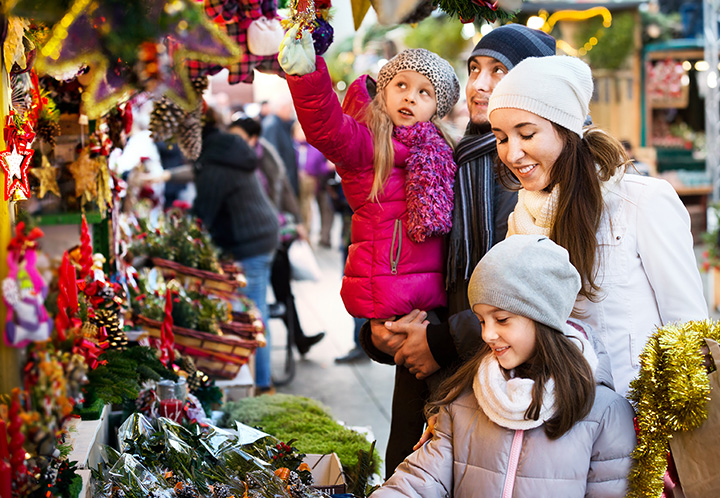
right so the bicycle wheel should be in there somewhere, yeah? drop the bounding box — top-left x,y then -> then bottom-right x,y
270,326 -> 296,386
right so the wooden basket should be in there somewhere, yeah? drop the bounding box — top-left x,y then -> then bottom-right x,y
134,315 -> 259,379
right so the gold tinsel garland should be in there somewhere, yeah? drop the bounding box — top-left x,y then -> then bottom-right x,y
627,320 -> 720,497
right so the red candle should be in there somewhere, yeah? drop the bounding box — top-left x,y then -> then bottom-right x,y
159,399 -> 184,422
0,420 -> 12,498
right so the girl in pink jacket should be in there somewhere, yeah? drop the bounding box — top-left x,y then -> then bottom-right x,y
281,45 -> 460,320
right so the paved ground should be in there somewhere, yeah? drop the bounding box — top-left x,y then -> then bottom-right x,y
264,215 -> 717,479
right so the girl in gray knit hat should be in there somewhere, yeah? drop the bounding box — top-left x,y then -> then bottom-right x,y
488,55 -> 707,397
280,33 -> 462,321
374,234 -> 636,498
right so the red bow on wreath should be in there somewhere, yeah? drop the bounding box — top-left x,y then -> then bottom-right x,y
7,222 -> 43,255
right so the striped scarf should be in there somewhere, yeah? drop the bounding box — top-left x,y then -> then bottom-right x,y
446,130 -> 498,296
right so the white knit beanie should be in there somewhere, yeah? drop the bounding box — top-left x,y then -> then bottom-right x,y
488,55 -> 593,137
468,234 -> 581,333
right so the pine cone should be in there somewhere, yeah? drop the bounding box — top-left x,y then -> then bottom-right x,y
150,97 -> 185,142
191,76 -> 209,97
175,483 -> 200,498
178,110 -> 203,161
212,483 -> 233,498
36,119 -> 60,148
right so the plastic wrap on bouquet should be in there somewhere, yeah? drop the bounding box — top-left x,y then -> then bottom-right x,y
106,454 -> 174,498
117,412 -> 155,453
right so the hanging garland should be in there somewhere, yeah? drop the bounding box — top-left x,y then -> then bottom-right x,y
432,0 -> 517,23
627,320 -> 720,498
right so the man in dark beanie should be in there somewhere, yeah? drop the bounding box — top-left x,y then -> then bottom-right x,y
360,24 -> 557,478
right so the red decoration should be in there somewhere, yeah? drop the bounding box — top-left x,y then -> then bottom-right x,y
55,251 -> 78,340
0,420 -> 12,498
1,115 -> 36,200
159,289 -> 175,366
7,389 -> 27,483
79,214 -> 94,280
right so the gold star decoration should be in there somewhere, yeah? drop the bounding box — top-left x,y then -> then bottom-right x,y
352,0 -> 372,29
29,154 -> 61,198
67,149 -> 99,201
35,0 -> 241,118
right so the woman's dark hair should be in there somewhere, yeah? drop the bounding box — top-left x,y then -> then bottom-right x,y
496,126 -> 630,300
230,116 -> 262,138
427,321 -> 595,440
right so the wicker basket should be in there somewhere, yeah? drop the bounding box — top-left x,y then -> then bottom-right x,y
135,315 -> 259,379
151,258 -> 245,296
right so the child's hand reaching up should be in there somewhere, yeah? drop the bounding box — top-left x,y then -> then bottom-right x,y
278,25 -> 316,76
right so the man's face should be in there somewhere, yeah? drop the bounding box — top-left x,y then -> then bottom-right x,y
465,56 -> 509,126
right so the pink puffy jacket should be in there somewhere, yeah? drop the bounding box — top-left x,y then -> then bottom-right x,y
286,57 -> 447,319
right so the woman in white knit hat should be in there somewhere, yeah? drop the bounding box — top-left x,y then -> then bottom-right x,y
488,55 -> 708,396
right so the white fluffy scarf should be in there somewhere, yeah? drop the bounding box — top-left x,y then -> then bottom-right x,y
473,322 -> 599,431
507,185 -> 559,237
507,169 -> 625,237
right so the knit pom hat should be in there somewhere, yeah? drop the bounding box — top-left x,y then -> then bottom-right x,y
468,235 -> 581,333
376,48 -> 460,119
488,55 -> 593,137
468,24 -> 556,72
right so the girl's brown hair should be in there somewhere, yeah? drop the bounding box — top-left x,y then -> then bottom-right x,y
428,321 -> 595,440
496,126 -> 630,300
364,90 -> 456,202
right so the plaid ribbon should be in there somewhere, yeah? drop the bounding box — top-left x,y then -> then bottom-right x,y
187,0 -> 284,83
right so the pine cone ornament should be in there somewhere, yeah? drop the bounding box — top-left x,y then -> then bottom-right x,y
36,119 -> 60,148
286,471 -> 308,498
212,483 -> 233,498
191,76 -> 209,97
150,97 -> 185,142
107,109 -> 125,149
178,110 -> 203,161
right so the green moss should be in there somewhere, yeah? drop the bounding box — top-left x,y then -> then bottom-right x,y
221,394 -> 381,474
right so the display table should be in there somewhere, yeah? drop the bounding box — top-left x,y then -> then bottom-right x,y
65,404 -> 111,497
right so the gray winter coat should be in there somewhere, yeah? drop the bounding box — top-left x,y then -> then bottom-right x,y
374,338 -> 637,498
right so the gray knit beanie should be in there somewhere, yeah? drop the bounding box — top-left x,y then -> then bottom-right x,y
488,55 -> 593,137
376,48 -> 461,119
468,24 -> 556,72
468,235 -> 581,333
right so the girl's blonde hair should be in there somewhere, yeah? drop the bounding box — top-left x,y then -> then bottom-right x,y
427,321 -> 595,440
363,90 -> 456,202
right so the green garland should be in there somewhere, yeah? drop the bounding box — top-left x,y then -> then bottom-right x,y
433,0 -> 516,23
627,320 -> 720,497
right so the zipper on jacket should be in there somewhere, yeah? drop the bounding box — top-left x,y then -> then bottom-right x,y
390,219 -> 402,275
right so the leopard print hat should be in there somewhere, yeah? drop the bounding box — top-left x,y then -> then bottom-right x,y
376,48 -> 460,119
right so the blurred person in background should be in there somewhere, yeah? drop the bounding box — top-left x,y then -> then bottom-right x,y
262,95 -> 299,195
229,117 -> 325,356
293,123 -> 335,248
194,108 -> 280,394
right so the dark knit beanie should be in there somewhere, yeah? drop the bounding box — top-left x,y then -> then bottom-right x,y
376,48 -> 461,119
468,24 -> 556,73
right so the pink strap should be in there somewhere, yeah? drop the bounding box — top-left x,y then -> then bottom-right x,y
502,429 -> 524,498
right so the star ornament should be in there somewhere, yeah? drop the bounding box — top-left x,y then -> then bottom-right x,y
29,154 -> 61,198
0,143 -> 34,200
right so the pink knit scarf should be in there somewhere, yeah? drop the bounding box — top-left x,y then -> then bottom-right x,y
394,122 -> 457,243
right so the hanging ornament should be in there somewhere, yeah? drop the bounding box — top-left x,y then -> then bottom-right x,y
95,161 -> 113,217
370,0 -> 430,25
10,73 -> 32,114
0,115 -> 35,201
29,155 -> 60,198
35,0 -> 241,118
2,223 -> 50,348
3,18 -> 30,75
401,0 -> 435,24
67,149 -> 99,200
351,0 -> 372,30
